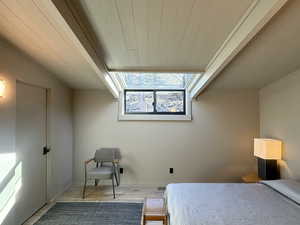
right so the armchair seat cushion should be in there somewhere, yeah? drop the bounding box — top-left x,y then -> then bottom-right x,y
87,166 -> 113,179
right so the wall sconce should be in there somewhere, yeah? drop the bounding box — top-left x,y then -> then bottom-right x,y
0,79 -> 5,98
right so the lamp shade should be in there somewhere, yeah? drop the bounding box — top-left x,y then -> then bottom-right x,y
254,138 -> 282,160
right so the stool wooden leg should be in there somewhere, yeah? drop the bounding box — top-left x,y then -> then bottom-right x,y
163,217 -> 167,225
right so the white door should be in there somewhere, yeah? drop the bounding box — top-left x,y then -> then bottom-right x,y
15,82 -> 47,225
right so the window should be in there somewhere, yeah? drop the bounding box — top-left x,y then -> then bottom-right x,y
121,73 -> 193,89
125,90 -> 185,115
125,91 -> 154,113
156,91 -> 185,113
113,72 -> 196,120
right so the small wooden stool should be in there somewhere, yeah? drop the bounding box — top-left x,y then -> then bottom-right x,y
143,198 -> 167,225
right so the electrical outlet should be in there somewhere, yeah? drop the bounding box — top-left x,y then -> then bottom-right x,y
169,168 -> 174,174
120,168 -> 124,174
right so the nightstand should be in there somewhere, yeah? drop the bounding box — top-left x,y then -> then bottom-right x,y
242,173 -> 262,183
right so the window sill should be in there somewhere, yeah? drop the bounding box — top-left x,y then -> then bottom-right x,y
118,114 -> 192,121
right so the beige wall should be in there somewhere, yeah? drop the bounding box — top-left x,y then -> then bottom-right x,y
0,39 -> 73,225
73,89 -> 259,185
260,68 -> 300,179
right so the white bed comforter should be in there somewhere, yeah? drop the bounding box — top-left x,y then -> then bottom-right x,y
165,183 -> 300,225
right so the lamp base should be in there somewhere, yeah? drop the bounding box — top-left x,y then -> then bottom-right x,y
257,158 -> 280,180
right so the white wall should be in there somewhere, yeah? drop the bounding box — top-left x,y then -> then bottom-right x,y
0,39 -> 73,225
260,68 -> 300,179
73,89 -> 259,186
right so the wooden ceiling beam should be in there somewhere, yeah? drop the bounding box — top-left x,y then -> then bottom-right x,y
191,0 -> 289,99
50,0 -> 119,97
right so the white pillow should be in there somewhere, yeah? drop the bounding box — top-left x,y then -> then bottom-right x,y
261,179 -> 300,204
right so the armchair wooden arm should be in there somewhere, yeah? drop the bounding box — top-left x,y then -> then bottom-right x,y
85,158 -> 94,165
113,159 -> 120,164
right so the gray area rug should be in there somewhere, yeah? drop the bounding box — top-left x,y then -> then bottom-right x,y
34,202 -> 143,225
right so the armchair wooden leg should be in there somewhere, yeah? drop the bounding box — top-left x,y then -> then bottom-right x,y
82,178 -> 87,199
115,173 -> 119,187
112,175 -> 116,199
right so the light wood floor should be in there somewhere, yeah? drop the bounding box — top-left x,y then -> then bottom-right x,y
25,185 -> 165,225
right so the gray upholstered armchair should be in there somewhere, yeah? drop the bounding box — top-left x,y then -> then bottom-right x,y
83,148 -> 121,199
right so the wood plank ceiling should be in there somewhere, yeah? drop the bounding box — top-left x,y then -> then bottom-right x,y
0,0 -> 106,89
0,0 -> 259,90
79,0 -> 255,71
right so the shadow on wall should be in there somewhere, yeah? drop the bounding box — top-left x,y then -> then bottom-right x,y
0,153 -> 22,225
277,142 -> 294,179
278,142 -> 293,178
278,160 -> 293,178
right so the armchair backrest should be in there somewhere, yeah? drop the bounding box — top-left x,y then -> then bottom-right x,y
94,148 -> 121,163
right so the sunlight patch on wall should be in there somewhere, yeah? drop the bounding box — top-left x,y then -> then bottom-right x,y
0,153 -> 16,184
0,153 -> 22,225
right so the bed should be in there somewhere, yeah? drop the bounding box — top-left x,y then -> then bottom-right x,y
165,180 -> 300,225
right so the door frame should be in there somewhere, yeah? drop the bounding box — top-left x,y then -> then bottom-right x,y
16,80 -> 51,202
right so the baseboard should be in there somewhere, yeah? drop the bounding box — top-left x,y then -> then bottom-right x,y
119,178 -> 242,186
73,177 -> 242,188
48,182 -> 72,203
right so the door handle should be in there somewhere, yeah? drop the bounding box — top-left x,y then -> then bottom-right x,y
43,146 -> 50,155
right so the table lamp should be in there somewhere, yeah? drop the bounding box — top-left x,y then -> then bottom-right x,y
254,138 -> 282,180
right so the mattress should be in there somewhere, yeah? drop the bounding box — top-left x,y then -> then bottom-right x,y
165,182 -> 300,225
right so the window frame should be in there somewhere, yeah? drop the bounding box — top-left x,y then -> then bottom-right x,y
124,89 -> 186,115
